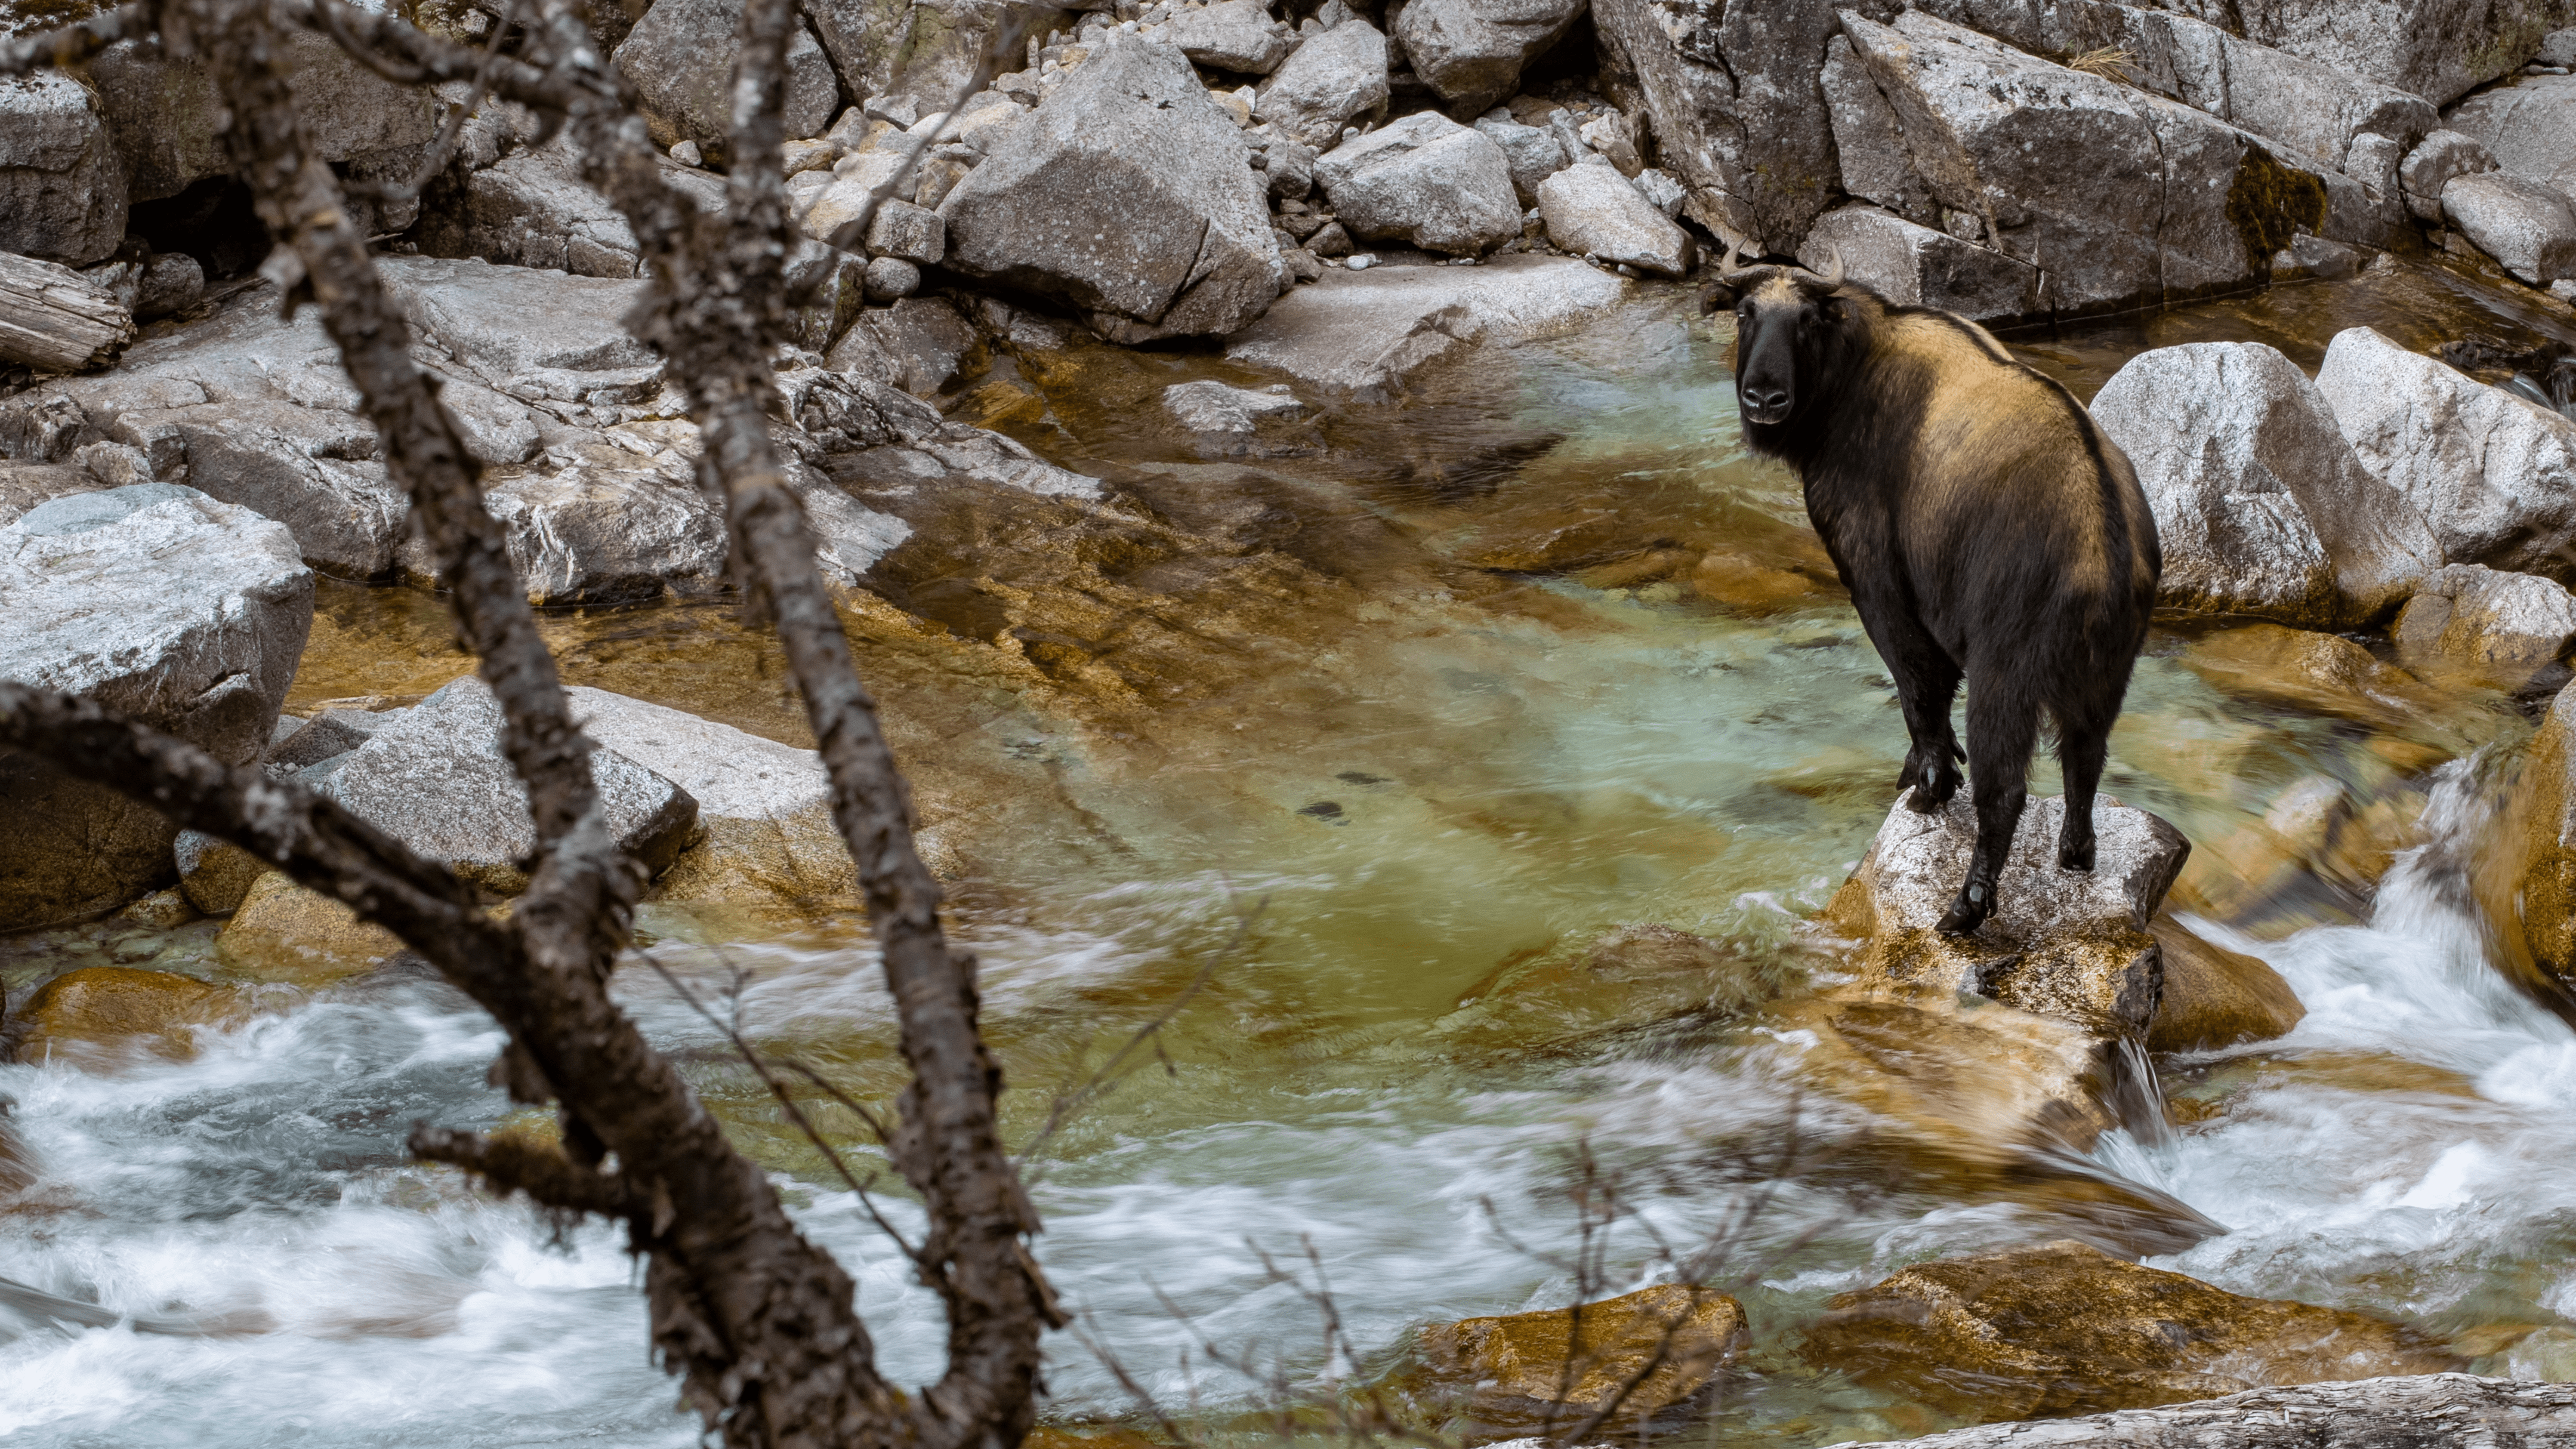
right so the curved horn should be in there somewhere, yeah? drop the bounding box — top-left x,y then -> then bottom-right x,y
1812,244 -> 1845,289
1717,239 -> 1759,282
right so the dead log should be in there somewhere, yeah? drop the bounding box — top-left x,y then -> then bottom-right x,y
0,251 -> 136,373
1849,1374 -> 2576,1447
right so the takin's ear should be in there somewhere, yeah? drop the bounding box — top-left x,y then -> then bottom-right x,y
1698,280 -> 1739,314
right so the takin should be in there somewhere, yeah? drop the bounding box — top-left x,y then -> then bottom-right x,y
1711,247 -> 2160,936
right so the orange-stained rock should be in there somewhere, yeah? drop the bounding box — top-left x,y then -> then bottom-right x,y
1415,1283 -> 1748,1438
10,966 -> 243,1063
216,871 -> 406,985
1803,1239 -> 2459,1422
2180,624 -> 2431,729
1691,549 -> 1828,611
2146,916 -> 2304,1053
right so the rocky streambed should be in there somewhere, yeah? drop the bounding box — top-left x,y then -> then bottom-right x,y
1,246 -> 2574,1445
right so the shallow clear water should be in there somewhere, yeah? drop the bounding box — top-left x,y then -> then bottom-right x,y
7,260 -> 2576,1445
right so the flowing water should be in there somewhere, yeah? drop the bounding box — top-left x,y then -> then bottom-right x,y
7,252 -> 2576,1445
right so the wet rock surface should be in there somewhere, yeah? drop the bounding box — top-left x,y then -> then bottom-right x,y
7,965 -> 242,1063
1412,1284 -> 1748,1435
1844,1374 -> 2576,1448
1806,1240 -> 2461,1421
1822,791 -> 2190,1043
2393,563 -> 2576,693
2145,915 -> 2306,1054
0,485 -> 310,930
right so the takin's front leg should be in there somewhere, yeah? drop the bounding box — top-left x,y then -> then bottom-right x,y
1938,676 -> 2041,936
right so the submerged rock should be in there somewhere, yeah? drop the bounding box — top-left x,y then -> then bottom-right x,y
1413,1284 -> 1747,1436
9,966 -> 242,1064
1822,791 -> 2190,1043
2393,563 -> 2576,693
1161,380 -> 1320,458
0,485 -> 311,931
2180,622 -> 2428,729
2316,326 -> 2576,578
1806,1239 -> 2460,1420
2145,915 -> 2305,1054
2090,341 -> 2440,627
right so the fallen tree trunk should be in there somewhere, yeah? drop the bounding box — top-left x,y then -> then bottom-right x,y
1851,1374 -> 2576,1447
0,251 -> 134,372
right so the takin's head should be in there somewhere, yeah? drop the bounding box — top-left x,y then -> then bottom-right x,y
1703,245 -> 1872,431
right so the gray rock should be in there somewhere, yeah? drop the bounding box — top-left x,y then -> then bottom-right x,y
1254,19 -> 1390,150
2394,563 -> 2576,692
2443,73 -> 2576,203
1837,9 -> 2331,319
1224,252 -> 1627,398
2130,7 -> 2438,173
1314,112 -> 1522,255
2089,341 -> 2442,627
321,675 -> 699,895
1826,787 -> 2188,1044
415,141 -> 724,279
0,74 -> 128,267
1798,208 -> 2047,323
1253,125 -> 1321,199
113,400 -> 409,578
940,35 -> 1287,341
804,0 -> 1054,124
1471,115 -> 1569,206
2318,325 -> 2576,578
1394,0 -> 1587,117
1161,378 -> 1321,457
2442,171 -> 2576,285
863,256 -> 923,301
1162,0 -> 1294,73
0,459 -> 103,526
613,0 -> 837,156
1536,161 -> 1696,277
267,710 -> 379,772
2545,27 -> 2576,68
1590,0 -> 1840,252
865,199 -> 947,265
85,33 -> 441,204
377,255 -> 658,381
0,485 -> 311,929
862,297 -> 981,396
1823,33 -> 1939,229
1845,1375 -> 2576,1448
565,686 -> 829,823
2143,0 -> 2568,106
1632,167 -> 1687,218
483,458 -> 729,606
2400,129 -> 2499,221
784,369 -> 1100,498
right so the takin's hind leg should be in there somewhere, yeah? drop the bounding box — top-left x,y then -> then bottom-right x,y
1936,677 -> 2041,936
1847,587 -> 1966,812
2053,705 -> 2114,873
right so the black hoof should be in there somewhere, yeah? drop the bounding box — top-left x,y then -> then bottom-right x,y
2058,840 -> 2095,872
1936,881 -> 1992,936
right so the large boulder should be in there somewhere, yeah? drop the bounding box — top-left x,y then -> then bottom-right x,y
940,35 -> 1287,341
1252,19 -> 1391,150
1798,206 -> 2041,323
85,33 -> 442,204
2316,326 -> 2576,578
318,676 -> 700,896
2145,0 -> 2572,107
612,0 -> 838,156
801,0 -> 1055,124
1313,112 -> 1522,255
1161,0 -> 1295,73
0,75 -> 128,268
0,485 -> 311,930
1821,789 -> 2190,1043
2399,128 -> 2499,221
1834,9 -> 2347,318
2395,563 -> 2576,692
1589,0 -> 1840,251
1224,252 -> 1627,398
1821,33 -> 1940,229
1535,160 -> 1696,276
2444,73 -> 2576,201
1805,1239 -> 2460,1420
1395,0 -> 1589,118
416,141 -> 727,280
2441,171 -> 2576,285
2088,341 -> 2441,626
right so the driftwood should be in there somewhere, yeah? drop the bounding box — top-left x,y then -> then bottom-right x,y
1851,1375 -> 2576,1447
0,251 -> 136,372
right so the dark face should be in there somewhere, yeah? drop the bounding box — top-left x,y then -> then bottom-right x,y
1729,270 -> 1843,428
